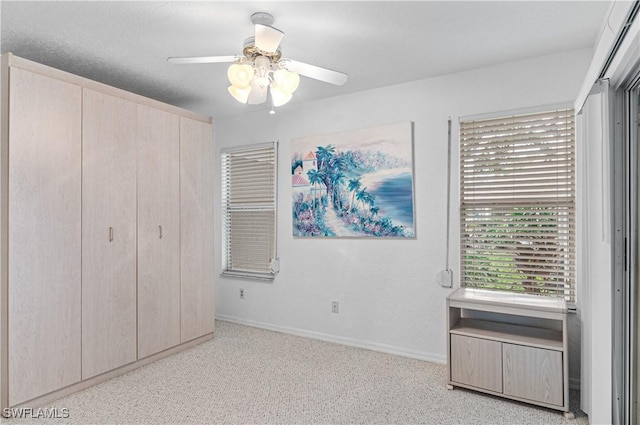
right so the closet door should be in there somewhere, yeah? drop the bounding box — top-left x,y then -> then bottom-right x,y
81,89 -> 137,378
8,67 -> 82,405
137,104 -> 181,358
180,117 -> 214,342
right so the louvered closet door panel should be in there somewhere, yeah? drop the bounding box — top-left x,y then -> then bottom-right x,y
81,89 -> 137,378
8,67 -> 82,405
137,104 -> 181,358
180,117 -> 214,342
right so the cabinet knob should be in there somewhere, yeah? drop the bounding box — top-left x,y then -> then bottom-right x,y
109,227 -> 114,242
159,225 -> 163,239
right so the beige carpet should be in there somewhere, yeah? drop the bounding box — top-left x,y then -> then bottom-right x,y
4,320 -> 587,424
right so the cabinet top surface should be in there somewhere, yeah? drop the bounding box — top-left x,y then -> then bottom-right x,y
3,53 -> 211,124
448,288 -> 567,314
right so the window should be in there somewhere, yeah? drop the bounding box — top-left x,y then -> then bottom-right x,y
221,142 -> 278,281
459,109 -> 576,302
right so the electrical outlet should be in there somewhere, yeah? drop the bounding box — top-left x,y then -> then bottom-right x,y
239,288 -> 245,299
331,301 -> 339,313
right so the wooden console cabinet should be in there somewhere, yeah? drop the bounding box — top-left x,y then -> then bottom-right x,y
447,288 -> 572,418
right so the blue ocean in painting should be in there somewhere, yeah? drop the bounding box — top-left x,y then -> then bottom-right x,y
369,172 -> 414,229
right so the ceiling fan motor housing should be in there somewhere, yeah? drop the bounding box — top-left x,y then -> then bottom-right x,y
250,12 -> 275,26
242,37 -> 282,63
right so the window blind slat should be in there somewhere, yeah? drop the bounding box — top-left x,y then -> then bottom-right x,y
460,109 -> 576,302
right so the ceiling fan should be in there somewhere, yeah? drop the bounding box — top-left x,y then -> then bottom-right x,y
167,12 -> 348,108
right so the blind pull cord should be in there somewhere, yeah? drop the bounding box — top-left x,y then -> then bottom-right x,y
437,117 -> 453,288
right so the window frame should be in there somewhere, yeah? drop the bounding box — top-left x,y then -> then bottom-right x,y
221,141 -> 278,282
458,105 -> 576,303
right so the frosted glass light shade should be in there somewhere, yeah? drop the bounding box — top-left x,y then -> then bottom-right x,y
228,85 -> 251,103
270,86 -> 292,107
273,69 -> 300,94
227,63 -> 255,88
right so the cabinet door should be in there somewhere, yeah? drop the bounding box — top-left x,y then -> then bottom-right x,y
7,67 -> 82,405
81,89 -> 137,378
137,104 -> 181,358
503,343 -> 563,406
450,334 -> 502,393
180,117 -> 214,342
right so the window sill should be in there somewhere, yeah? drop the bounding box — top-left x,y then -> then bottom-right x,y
220,271 -> 275,283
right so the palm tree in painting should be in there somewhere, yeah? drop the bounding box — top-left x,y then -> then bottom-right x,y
364,192 -> 375,215
348,178 -> 362,210
330,170 -> 346,210
371,206 -> 380,218
329,154 -> 346,173
307,169 -> 325,214
355,187 -> 368,212
327,155 -> 346,205
315,145 -> 335,171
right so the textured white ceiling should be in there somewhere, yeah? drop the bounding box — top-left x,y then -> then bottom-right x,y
1,1 -> 611,119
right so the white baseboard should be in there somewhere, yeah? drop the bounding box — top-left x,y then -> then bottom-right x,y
216,314 -> 447,364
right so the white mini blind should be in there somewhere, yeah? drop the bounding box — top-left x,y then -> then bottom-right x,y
221,142 -> 277,280
460,109 -> 576,302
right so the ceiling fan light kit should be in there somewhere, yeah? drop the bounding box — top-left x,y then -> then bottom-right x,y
168,12 -> 347,111
227,53 -> 299,106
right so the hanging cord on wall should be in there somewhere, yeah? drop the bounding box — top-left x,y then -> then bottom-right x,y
437,117 -> 453,288
445,116 -> 452,270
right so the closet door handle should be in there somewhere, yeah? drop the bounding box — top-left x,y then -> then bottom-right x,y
109,227 -> 114,242
159,225 -> 163,239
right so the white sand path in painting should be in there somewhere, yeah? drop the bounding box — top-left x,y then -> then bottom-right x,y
323,205 -> 362,237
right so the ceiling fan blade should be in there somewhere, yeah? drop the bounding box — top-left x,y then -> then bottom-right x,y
255,24 -> 284,53
283,60 -> 348,86
167,55 -> 237,64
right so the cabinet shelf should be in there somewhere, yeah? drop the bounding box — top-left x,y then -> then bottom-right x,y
451,318 -> 563,351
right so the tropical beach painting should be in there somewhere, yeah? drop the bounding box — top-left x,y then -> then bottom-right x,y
291,122 -> 415,238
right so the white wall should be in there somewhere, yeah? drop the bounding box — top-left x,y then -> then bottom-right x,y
214,49 -> 592,373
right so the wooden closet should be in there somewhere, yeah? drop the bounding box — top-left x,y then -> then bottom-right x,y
0,53 -> 215,410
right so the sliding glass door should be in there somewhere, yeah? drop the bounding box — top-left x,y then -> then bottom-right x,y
623,73 -> 640,425
614,63 -> 640,425
634,87 -> 639,425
